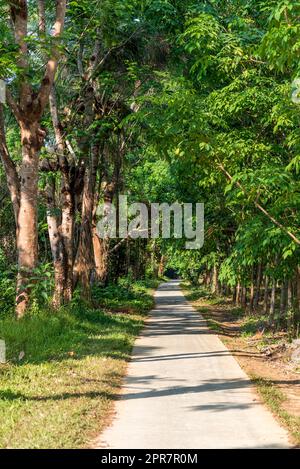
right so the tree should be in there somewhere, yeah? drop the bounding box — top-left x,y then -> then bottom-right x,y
0,0 -> 66,317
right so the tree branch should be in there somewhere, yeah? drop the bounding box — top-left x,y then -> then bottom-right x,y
37,0 -> 67,113
9,0 -> 31,109
37,0 -> 46,34
217,161 -> 300,246
0,103 -> 20,222
5,88 -> 22,121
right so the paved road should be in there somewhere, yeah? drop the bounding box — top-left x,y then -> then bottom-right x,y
98,280 -> 290,449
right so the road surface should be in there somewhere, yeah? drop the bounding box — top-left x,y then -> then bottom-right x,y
97,280 -> 290,449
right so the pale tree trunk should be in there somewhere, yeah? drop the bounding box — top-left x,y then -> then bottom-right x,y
16,122 -> 42,317
263,275 -> 269,314
279,280 -> 287,322
212,264 -> 218,294
249,269 -> 255,313
253,263 -> 262,310
158,255 -> 166,277
287,280 -> 293,331
236,282 -> 241,306
269,279 -> 276,319
94,237 -> 110,284
45,175 -> 64,308
0,105 -> 20,225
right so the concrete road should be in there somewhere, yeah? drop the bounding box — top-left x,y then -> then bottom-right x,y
98,280 -> 290,449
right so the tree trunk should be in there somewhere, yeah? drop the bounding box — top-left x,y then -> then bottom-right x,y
74,144 -> 100,298
60,166 -> 75,303
236,282 -> 241,306
49,86 -> 75,305
232,285 -> 237,303
241,286 -> 247,309
205,270 -> 211,287
158,255 -> 166,277
279,280 -> 287,321
93,235 -> 110,284
296,267 -> 300,314
8,0 -> 67,317
212,264 -> 218,294
249,269 -> 255,313
45,175 -> 65,308
269,278 -> 276,319
16,122 -> 41,318
0,105 -> 20,225
287,279 -> 293,331
253,263 -> 262,310
263,275 -> 269,314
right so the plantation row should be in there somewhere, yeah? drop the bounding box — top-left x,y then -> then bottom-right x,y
0,1 -> 299,338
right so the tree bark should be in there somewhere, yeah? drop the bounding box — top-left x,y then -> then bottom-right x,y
296,267 -> 300,315
7,0 -> 67,317
45,175 -> 65,308
74,144 -> 100,297
287,279 -> 293,331
212,264 -> 218,294
254,263 -> 262,310
158,255 -> 166,277
241,286 -> 247,309
16,122 -> 42,317
48,86 -> 75,305
249,269 -> 255,313
263,275 -> 269,314
232,285 -> 237,303
279,280 -> 287,321
0,104 -> 20,224
269,278 -> 276,319
236,282 -> 241,306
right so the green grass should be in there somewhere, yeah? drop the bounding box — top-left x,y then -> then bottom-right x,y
0,279 -> 158,448
184,284 -> 225,305
251,375 -> 300,446
241,316 -> 268,337
205,318 -> 222,332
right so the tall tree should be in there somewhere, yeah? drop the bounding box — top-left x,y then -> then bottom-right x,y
1,0 -> 67,317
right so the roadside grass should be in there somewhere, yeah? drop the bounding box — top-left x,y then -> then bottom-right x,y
251,375 -> 300,446
205,319 -> 223,333
183,284 -> 224,305
0,279 -> 158,448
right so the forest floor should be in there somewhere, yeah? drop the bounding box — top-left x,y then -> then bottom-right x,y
0,279 -> 159,449
184,284 -> 300,447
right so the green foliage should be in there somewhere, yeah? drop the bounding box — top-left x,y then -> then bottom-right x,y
93,277 -> 158,314
0,250 -> 15,315
0,279 -> 153,448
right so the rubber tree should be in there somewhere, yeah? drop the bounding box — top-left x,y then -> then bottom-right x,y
2,0 -> 67,317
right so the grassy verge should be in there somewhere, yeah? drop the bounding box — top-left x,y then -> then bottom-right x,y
0,279 -> 159,449
251,375 -> 300,445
